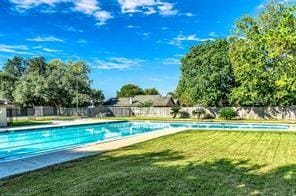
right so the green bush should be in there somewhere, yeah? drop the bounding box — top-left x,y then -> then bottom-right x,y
179,111 -> 190,118
192,108 -> 206,119
202,113 -> 215,119
170,105 -> 181,118
139,101 -> 153,107
218,108 -> 236,120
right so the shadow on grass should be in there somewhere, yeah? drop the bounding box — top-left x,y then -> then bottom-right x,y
1,148 -> 295,195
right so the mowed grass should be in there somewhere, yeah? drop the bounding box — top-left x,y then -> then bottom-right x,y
1,130 -> 296,195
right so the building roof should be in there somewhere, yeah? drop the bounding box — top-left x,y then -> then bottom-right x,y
104,95 -> 175,107
0,99 -> 7,105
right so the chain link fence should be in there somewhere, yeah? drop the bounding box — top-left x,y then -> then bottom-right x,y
6,106 -> 133,123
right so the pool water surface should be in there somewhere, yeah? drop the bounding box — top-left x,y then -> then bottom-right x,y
0,121 -> 289,162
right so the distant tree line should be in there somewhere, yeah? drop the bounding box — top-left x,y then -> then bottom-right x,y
0,57 -> 104,109
176,2 -> 296,106
116,84 -> 160,98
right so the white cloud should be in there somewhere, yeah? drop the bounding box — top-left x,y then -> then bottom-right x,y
142,32 -> 151,39
0,44 -> 37,55
256,3 -> 265,10
158,2 -> 177,16
64,26 -> 84,32
163,58 -> 180,65
9,0 -> 66,10
14,51 -> 37,55
209,32 -> 218,37
179,12 -> 194,17
94,10 -> 113,26
118,0 -> 178,16
169,34 -> 215,46
0,44 -> 28,53
175,54 -> 184,57
73,0 -> 98,14
144,7 -> 157,15
92,57 -> 143,70
31,45 -> 62,54
77,39 -> 87,44
42,47 -> 61,53
184,12 -> 193,17
27,36 -> 64,42
127,25 -> 140,29
9,0 -> 112,25
148,77 -> 162,82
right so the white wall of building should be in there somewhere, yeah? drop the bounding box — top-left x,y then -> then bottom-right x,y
0,105 -> 7,127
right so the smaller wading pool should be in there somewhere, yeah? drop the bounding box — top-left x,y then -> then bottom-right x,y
0,121 -> 289,162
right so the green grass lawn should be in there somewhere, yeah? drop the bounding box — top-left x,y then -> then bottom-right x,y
1,130 -> 296,195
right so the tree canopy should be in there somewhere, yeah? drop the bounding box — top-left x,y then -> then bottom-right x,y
229,2 -> 296,106
0,56 -> 25,101
176,1 -> 295,106
117,84 -> 160,97
176,39 -> 235,106
143,88 -> 160,95
0,56 -> 104,108
116,84 -> 144,97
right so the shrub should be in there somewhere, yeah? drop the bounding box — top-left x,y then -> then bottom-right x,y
140,101 -> 153,107
170,105 -> 181,118
218,108 -> 236,120
192,108 -> 206,119
202,113 -> 215,119
179,111 -> 190,118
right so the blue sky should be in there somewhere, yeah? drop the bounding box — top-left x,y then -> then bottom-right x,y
0,0 -> 269,98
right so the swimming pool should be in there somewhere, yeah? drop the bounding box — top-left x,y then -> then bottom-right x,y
0,121 -> 289,162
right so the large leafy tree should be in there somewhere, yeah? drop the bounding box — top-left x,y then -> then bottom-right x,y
43,60 -> 71,109
0,56 -> 25,101
229,2 -> 296,106
176,39 -> 235,106
2,56 -> 104,107
89,89 -> 105,105
25,57 -> 47,75
117,84 -> 144,97
65,61 -> 92,106
0,71 -> 15,101
144,88 -> 160,95
3,56 -> 25,78
14,72 -> 47,106
166,92 -> 177,99
14,57 -> 48,106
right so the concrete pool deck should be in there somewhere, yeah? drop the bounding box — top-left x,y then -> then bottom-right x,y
0,119 -> 295,179
0,119 -> 123,133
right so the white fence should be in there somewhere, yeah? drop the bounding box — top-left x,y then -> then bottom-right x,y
130,106 -> 296,120
7,106 -> 296,120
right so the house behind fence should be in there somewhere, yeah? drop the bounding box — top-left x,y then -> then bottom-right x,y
104,95 -> 176,107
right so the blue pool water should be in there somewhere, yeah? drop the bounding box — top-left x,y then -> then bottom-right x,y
0,121 -> 289,162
